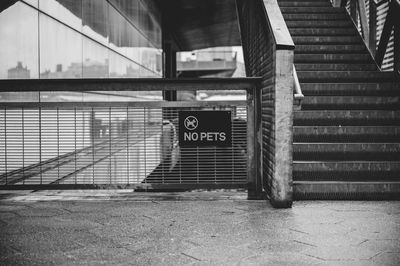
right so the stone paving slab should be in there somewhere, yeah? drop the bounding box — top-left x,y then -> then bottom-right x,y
0,190 -> 399,265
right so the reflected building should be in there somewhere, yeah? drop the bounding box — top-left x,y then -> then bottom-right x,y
7,62 -> 30,79
0,0 -> 162,80
177,47 -> 238,78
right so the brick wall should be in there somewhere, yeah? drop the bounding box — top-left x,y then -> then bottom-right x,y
236,0 -> 294,207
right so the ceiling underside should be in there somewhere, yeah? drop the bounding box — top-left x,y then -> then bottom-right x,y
155,0 -> 242,51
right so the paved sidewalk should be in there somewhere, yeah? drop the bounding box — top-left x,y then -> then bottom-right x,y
0,190 -> 399,265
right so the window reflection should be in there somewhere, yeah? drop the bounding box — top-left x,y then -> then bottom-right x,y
40,14 -> 83,79
82,0 -> 109,46
126,26 -> 141,63
0,0 -> 162,80
0,2 -> 38,79
108,6 -> 128,56
0,92 -> 39,102
22,0 -> 38,8
38,0 -> 82,32
83,37 -> 109,78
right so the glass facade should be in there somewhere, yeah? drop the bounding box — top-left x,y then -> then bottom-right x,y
0,0 -> 162,80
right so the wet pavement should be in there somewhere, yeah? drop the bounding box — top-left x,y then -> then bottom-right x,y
0,190 -> 399,265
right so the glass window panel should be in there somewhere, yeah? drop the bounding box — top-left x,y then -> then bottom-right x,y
22,0 -> 38,8
140,67 -> 154,78
82,37 -> 109,78
38,0 -> 82,32
0,2 -> 38,79
126,61 -> 140,78
40,91 -> 84,102
139,35 -> 151,70
108,6 -> 127,56
0,92 -> 39,102
109,0 -> 140,28
39,14 -> 83,79
156,49 -> 162,75
109,52 -> 129,78
126,25 -> 141,63
82,0 -> 108,46
140,46 -> 158,73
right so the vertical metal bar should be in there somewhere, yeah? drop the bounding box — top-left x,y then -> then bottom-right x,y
74,107 -> 77,184
255,84 -> 263,197
247,85 -> 262,199
57,107 -> 60,181
350,0 -> 357,23
39,106 -> 42,184
161,115 -> 164,183
109,107 -> 112,185
357,0 -> 369,46
126,107 -> 130,185
91,108 -> 95,184
4,108 -> 7,185
394,10 -> 400,73
214,146 -> 217,184
247,88 -> 256,199
369,0 -> 377,54
230,109 -> 234,184
196,147 -> 199,184
143,107 -> 147,185
22,107 -> 25,184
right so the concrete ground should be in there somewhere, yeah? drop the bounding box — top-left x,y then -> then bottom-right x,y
0,190 -> 399,266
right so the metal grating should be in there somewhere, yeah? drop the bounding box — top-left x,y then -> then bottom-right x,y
0,95 -> 249,190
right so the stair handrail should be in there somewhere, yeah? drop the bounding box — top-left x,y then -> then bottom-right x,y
293,65 -> 304,107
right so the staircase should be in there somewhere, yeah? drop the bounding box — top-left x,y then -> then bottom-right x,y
278,0 -> 400,199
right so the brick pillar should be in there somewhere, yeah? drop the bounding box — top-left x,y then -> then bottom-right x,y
236,0 -> 294,207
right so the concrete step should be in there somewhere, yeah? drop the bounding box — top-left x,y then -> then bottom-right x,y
283,13 -> 348,20
297,71 -> 399,82
290,28 -> 357,36
280,7 -> 346,13
300,82 -> 400,96
292,36 -> 361,44
293,161 -> 400,182
286,20 -> 353,28
279,1 -> 332,7
294,110 -> 400,126
295,44 -> 366,53
294,180 -> 400,199
296,63 -> 378,71
300,95 -> 400,110
294,126 -> 400,142
293,143 -> 400,161
295,53 -> 371,63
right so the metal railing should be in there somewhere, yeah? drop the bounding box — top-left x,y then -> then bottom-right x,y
293,65 -> 304,109
334,0 -> 399,72
0,78 -> 261,193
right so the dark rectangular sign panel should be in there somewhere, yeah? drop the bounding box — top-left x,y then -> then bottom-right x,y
179,111 -> 232,147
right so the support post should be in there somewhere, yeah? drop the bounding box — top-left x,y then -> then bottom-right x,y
247,85 -> 263,200
369,0 -> 377,54
357,0 -> 369,47
394,12 -> 399,73
350,0 -> 357,22
163,40 -> 177,101
270,49 -> 294,208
